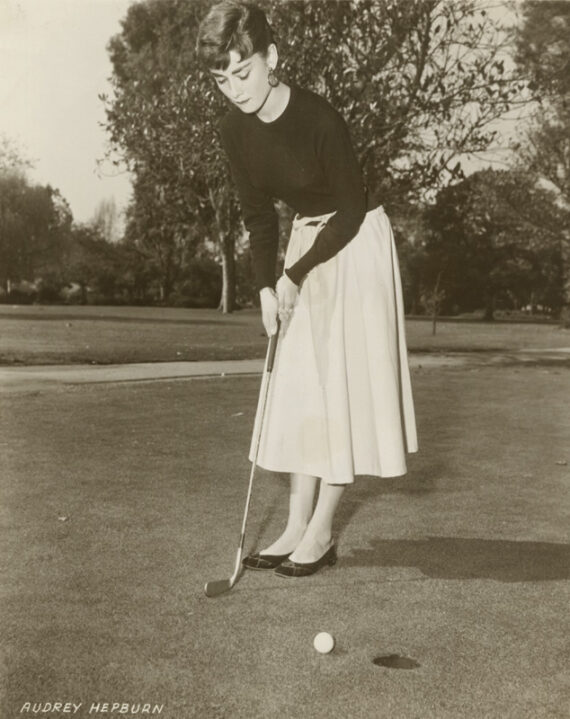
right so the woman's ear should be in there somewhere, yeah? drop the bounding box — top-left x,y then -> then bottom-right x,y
266,43 -> 278,70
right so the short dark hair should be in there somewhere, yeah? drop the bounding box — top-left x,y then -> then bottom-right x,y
196,1 -> 274,70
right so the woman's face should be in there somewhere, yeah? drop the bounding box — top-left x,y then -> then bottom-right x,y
210,46 -> 276,114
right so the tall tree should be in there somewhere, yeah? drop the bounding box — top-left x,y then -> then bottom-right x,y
269,0 -> 528,207
515,1 -> 569,98
104,0 -> 529,310
104,0 -> 235,308
514,0 -> 570,324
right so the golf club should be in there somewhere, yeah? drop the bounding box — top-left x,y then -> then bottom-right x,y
204,320 -> 280,598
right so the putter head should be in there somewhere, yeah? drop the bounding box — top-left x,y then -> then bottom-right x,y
204,578 -> 232,598
205,549 -> 244,597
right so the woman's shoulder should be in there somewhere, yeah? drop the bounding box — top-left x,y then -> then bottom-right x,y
294,85 -> 347,128
295,85 -> 331,108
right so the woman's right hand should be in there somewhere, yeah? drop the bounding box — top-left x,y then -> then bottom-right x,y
259,287 -> 279,337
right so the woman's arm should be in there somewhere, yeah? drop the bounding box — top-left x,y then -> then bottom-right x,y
284,104 -> 367,286
219,118 -> 279,293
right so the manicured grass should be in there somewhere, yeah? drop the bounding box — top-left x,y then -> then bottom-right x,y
0,306 -> 266,365
1,365 -> 569,718
0,305 -> 568,365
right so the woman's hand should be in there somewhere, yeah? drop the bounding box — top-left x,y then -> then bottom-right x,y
259,287 -> 279,337
276,272 -> 299,327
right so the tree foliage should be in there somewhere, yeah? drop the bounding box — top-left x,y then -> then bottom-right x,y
515,0 -> 570,98
104,0 -> 237,307
268,0 -> 527,205
514,0 -> 569,202
514,0 -> 570,323
92,197 -> 122,244
103,0 -> 529,310
423,167 -> 566,318
0,135 -> 32,175
0,171 -> 72,293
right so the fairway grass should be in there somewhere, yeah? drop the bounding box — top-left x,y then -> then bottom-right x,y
0,305 -> 568,365
1,365 -> 569,718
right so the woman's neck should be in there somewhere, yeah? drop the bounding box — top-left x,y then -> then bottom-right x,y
256,83 -> 291,123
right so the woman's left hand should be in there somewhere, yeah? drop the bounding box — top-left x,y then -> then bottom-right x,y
276,272 -> 299,326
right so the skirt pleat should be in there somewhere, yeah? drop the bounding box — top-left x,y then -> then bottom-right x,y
249,206 -> 418,484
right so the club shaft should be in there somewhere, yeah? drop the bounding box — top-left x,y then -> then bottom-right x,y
230,324 -> 280,583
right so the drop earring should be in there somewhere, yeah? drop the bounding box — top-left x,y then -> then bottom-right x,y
268,67 -> 279,87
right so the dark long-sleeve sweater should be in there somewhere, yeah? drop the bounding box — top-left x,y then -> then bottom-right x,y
218,85 -> 372,290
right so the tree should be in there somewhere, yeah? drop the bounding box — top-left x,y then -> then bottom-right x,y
514,0 -> 570,324
0,135 -> 32,175
104,0 -> 237,308
66,222 -> 137,304
92,197 -> 122,244
424,168 -> 566,318
0,139 -> 31,293
268,0 -> 528,206
515,1 -> 569,99
104,0 -> 530,310
122,178 -> 193,302
0,170 -> 72,295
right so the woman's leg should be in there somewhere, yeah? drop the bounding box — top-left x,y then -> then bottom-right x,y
260,473 -> 318,556
288,480 -> 345,563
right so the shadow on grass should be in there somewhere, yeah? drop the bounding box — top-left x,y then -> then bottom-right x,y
341,536 -> 570,582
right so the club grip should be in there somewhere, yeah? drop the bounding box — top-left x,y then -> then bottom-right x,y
266,320 -> 280,373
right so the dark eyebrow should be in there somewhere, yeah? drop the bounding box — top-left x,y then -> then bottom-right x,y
211,61 -> 251,77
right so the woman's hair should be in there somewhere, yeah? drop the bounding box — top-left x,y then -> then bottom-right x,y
196,1 -> 275,70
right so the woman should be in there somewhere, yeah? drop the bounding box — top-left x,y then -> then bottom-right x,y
197,1 -> 418,578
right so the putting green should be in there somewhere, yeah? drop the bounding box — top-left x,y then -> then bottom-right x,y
1,365 -> 569,718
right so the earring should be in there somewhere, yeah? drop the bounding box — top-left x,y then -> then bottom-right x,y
268,68 -> 279,87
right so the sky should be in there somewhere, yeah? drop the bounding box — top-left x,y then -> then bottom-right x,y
0,0 -> 526,229
0,0 -> 134,224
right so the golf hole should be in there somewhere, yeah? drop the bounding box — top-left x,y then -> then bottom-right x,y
373,654 -> 420,670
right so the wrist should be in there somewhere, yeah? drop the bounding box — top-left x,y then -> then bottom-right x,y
259,286 -> 277,300
283,269 -> 299,287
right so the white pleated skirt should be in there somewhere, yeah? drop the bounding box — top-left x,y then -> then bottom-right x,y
249,205 -> 418,485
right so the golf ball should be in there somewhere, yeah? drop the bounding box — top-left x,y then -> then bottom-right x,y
313,632 -> 335,654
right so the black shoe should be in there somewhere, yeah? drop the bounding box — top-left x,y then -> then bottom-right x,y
242,551 -> 291,571
274,544 -> 337,578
